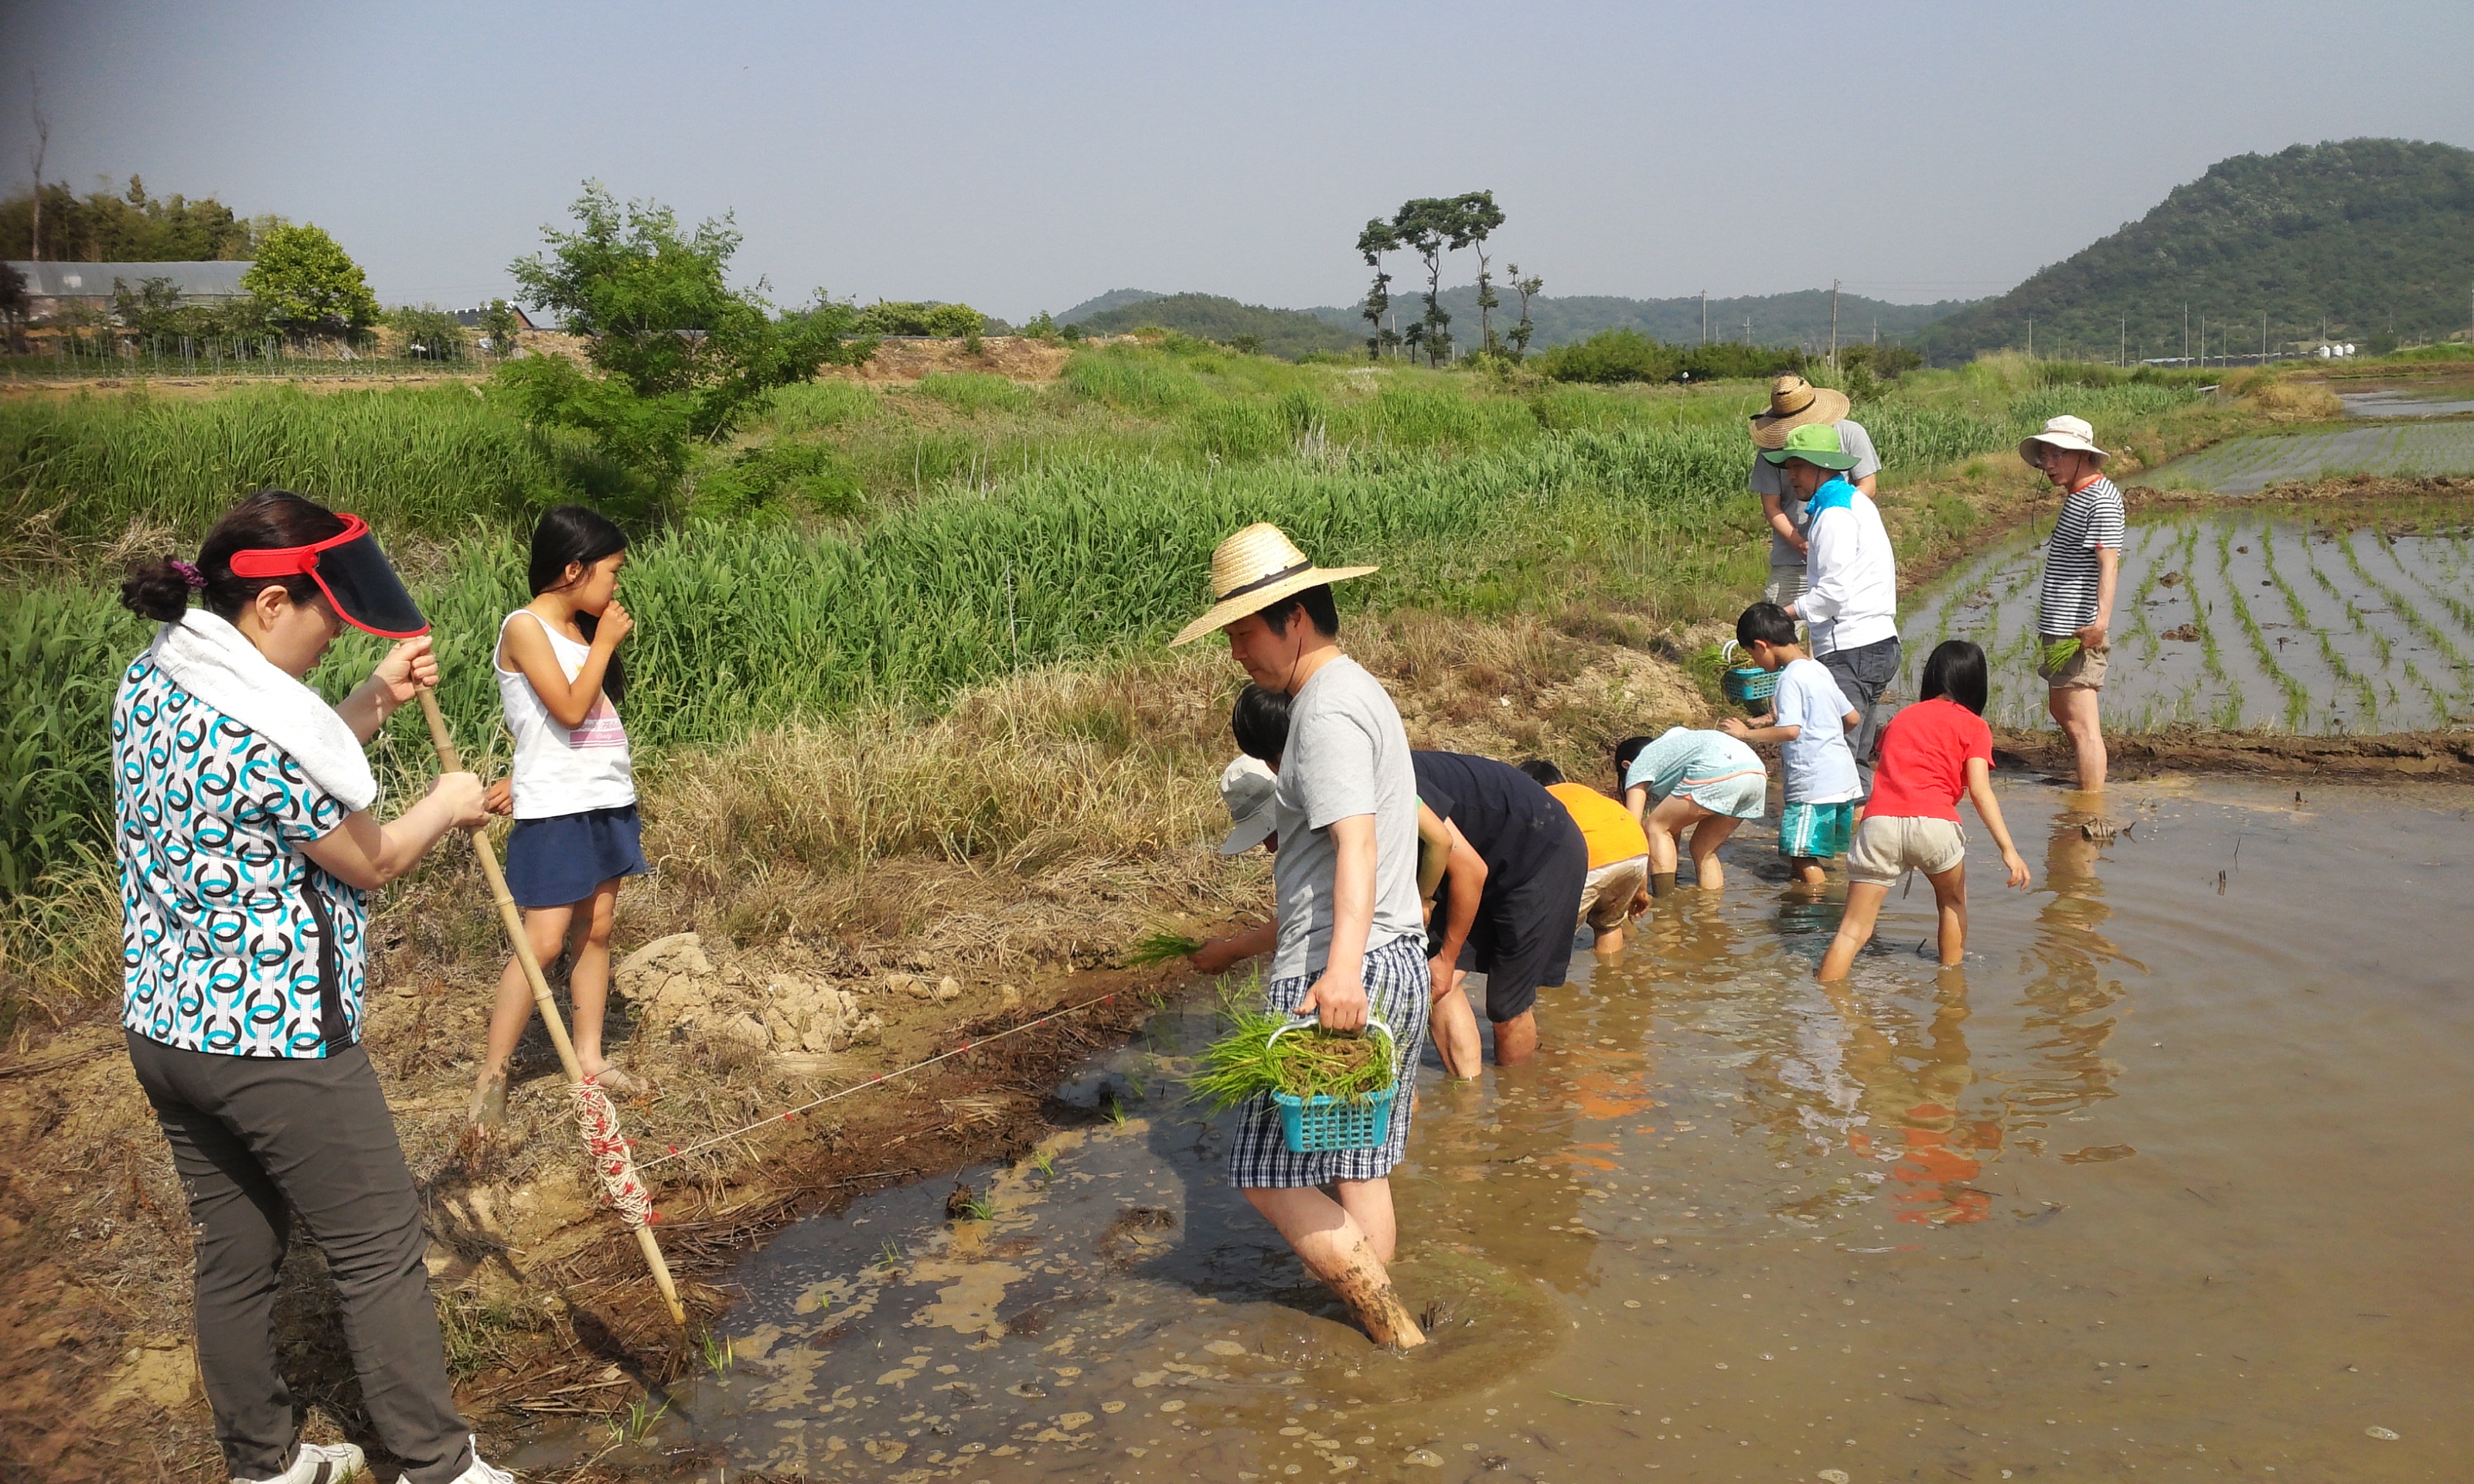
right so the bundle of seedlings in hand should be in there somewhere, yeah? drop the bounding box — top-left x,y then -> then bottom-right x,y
1191,1009 -> 1393,1113
1123,930 -> 1207,966
2040,635 -> 2083,672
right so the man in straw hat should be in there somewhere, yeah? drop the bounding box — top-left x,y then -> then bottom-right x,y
1773,424 -> 1902,790
1749,373 -> 1880,607
2022,415 -> 2125,794
1171,522 -> 1432,1348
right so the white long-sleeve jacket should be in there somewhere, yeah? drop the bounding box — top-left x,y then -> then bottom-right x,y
1798,484 -> 1899,655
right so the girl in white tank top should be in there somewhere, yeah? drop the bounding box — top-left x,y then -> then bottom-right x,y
469,506 -> 648,1130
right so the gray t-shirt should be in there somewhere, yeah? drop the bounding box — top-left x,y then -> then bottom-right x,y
1270,655 -> 1426,982
1747,418 -> 1882,567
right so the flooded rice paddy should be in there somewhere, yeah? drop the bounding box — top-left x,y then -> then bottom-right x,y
2336,384 -> 2474,420
1900,505 -> 2474,733
2146,422 -> 2474,494
521,778 -> 2474,1481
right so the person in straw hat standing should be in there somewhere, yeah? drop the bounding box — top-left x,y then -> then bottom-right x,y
2022,415 -> 2125,794
1748,373 -> 1879,608
1171,522 -> 1431,1349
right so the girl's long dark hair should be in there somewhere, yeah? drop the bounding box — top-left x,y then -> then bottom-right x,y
528,505 -> 631,703
1919,639 -> 1990,716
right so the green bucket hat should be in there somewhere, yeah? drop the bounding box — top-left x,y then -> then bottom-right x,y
1760,422 -> 1860,471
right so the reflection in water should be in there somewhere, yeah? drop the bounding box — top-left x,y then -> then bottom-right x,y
524,781 -> 2474,1480
1819,968 -> 1999,1226
2001,817 -> 2141,1150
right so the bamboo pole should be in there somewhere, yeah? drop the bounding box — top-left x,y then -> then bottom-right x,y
415,691 -> 687,1328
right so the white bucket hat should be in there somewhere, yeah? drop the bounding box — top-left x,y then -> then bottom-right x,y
1218,755 -> 1280,854
2019,414 -> 2111,467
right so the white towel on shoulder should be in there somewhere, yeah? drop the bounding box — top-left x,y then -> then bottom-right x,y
147,609 -> 379,812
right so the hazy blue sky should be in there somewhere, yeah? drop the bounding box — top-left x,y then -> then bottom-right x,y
6,2 -> 2472,319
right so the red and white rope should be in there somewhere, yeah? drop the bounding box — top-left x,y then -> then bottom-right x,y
636,989 -> 1123,1172
571,1077 -> 658,1227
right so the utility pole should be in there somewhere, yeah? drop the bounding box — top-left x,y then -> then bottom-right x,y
26,74 -> 49,263
1829,279 -> 1840,369
2028,317 -> 2035,359
2121,317 -> 2127,367
1700,290 -> 1707,346
2260,311 -> 2266,364
2183,304 -> 2188,366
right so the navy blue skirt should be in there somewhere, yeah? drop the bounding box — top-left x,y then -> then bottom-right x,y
504,805 -> 649,909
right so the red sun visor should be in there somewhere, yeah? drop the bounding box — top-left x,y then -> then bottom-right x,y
227,514 -> 430,638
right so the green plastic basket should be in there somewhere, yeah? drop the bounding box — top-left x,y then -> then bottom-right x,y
1266,1021 -> 1397,1155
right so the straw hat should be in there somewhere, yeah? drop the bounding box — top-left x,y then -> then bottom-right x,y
2019,414 -> 2111,466
1749,374 -> 1853,450
1170,522 -> 1377,647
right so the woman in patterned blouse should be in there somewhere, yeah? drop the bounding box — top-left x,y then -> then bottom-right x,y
116,490 -> 516,1484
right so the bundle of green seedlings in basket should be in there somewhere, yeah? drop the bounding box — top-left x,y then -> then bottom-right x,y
1191,1009 -> 1393,1113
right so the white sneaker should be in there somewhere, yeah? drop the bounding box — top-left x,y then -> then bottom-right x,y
445,1436 -> 518,1483
237,1441 -> 365,1484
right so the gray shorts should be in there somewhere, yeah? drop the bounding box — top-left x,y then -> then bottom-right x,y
1845,815 -> 1968,885
1763,566 -> 1809,608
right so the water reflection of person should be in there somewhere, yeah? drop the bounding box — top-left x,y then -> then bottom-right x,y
2014,818 -> 2142,1125
1814,968 -> 1999,1226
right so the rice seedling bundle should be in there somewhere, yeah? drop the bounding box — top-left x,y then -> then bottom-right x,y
1190,1009 -> 1393,1114
1123,931 -> 1206,966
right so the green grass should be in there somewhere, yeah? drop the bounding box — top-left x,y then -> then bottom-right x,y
0,347 -> 2244,931
0,383 -> 640,546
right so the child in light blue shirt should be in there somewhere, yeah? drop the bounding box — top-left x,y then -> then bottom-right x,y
1722,602 -> 1862,886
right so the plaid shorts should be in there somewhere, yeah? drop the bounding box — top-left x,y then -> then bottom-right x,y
1225,933 -> 1432,1190
1780,799 -> 1857,859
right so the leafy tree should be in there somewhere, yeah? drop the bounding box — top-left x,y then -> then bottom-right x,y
242,223 -> 378,334
111,275 -> 187,338
478,298 -> 524,356
1386,191 -> 1502,367
1228,333 -> 1264,356
500,183 -> 873,487
0,261 -> 26,349
1355,219 -> 1401,361
1507,264 -> 1543,360
1,174 -> 264,262
853,301 -> 987,337
1021,309 -> 1062,340
386,304 -> 468,361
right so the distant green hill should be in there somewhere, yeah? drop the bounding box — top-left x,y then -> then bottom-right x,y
1071,291 -> 1361,359
1058,288 -> 1167,323
1920,138 -> 2474,365
1304,288 -> 1973,352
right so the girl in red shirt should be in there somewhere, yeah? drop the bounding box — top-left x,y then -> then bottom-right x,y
1819,641 -> 2031,980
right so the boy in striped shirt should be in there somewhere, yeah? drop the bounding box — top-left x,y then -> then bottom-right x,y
2024,415 -> 2126,793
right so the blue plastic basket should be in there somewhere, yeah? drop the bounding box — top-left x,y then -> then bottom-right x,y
1719,641 -> 1777,706
1266,1022 -> 1397,1155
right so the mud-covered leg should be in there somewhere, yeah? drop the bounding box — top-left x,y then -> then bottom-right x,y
1246,1185 -> 1427,1349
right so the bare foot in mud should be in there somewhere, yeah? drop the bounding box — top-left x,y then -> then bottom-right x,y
465,1070 -> 508,1132
588,1064 -> 646,1096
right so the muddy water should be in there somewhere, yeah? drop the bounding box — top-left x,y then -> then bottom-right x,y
1900,504 -> 2474,733
2149,422 -> 2474,494
523,778 -> 2474,1480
